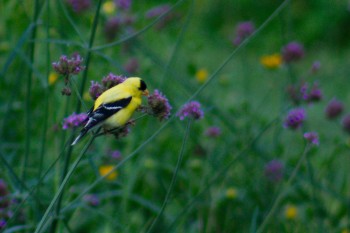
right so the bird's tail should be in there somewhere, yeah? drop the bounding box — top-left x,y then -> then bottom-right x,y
71,128 -> 88,146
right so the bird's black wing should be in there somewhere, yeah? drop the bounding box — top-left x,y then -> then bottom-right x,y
85,96 -> 132,130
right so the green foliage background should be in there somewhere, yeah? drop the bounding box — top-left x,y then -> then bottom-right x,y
0,0 -> 349,232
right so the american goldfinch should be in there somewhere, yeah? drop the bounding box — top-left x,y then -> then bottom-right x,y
72,77 -> 149,145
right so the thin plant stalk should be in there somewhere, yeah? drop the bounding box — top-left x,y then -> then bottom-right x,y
37,0 -> 51,197
146,119 -> 192,233
49,0 -> 103,231
22,0 -> 41,187
34,136 -> 96,233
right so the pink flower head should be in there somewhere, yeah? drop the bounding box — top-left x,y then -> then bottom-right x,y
52,53 -> 85,76
147,89 -> 172,121
205,126 -> 221,138
282,41 -> 304,63
102,73 -> 126,89
264,160 -> 284,182
62,113 -> 88,130
177,101 -> 204,121
325,98 -> 344,119
303,132 -> 319,146
284,108 -> 306,130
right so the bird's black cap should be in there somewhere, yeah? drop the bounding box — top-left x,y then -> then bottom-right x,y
139,80 -> 147,91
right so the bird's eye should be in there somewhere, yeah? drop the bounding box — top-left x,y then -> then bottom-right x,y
139,80 -> 147,91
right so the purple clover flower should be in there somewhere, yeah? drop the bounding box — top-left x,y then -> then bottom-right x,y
145,4 -> 178,30
104,17 -> 123,41
102,73 -> 126,89
264,160 -> 284,182
282,41 -> 305,63
303,82 -> 323,103
325,98 -> 344,119
67,0 -> 91,13
0,180 -> 9,209
342,114 -> 350,134
52,53 -> 85,77
111,125 -> 131,139
177,101 -> 204,121
115,0 -> 132,10
147,90 -> 172,121
62,113 -> 88,130
104,15 -> 135,41
284,108 -> 306,130
124,58 -> 139,74
232,21 -> 255,46
111,150 -> 122,160
83,194 -> 100,206
0,219 -> 6,229
303,132 -> 319,146
89,81 -> 104,100
205,126 -> 221,137
311,61 -> 321,74
145,4 -> 171,18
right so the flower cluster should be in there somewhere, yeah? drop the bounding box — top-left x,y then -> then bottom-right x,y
325,98 -> 344,119
282,41 -> 304,63
89,73 -> 127,100
99,165 -> 118,181
205,126 -> 221,138
62,113 -> 88,130
83,194 -> 100,207
104,15 -> 135,41
0,180 -> 24,230
52,53 -> 85,96
260,53 -> 282,69
124,58 -> 139,74
145,4 -> 171,18
67,0 -> 91,13
232,21 -> 255,46
177,101 -> 204,121
115,0 -> 132,10
264,160 -> 284,183
284,108 -> 306,130
145,4 -> 179,30
287,81 -> 323,105
301,82 -> 323,103
303,132 -> 319,146
144,89 -> 172,121
52,53 -> 85,78
342,115 -> 350,134
195,68 -> 209,83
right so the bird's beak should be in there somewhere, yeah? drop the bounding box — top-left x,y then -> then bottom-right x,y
142,89 -> 149,96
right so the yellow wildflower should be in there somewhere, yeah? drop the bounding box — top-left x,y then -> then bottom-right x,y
99,165 -> 118,181
195,68 -> 209,83
188,158 -> 202,170
341,229 -> 350,233
144,158 -> 156,169
225,187 -> 238,199
48,72 -> 58,85
260,53 -> 282,69
102,1 -> 117,15
284,204 -> 298,220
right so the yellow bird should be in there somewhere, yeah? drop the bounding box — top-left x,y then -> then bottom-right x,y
72,77 -> 149,146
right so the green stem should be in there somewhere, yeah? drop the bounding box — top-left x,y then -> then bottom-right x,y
48,1 -> 102,232
35,136 -> 95,233
37,0 -> 51,200
146,119 -> 192,233
76,0 -> 102,113
22,0 -> 41,188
